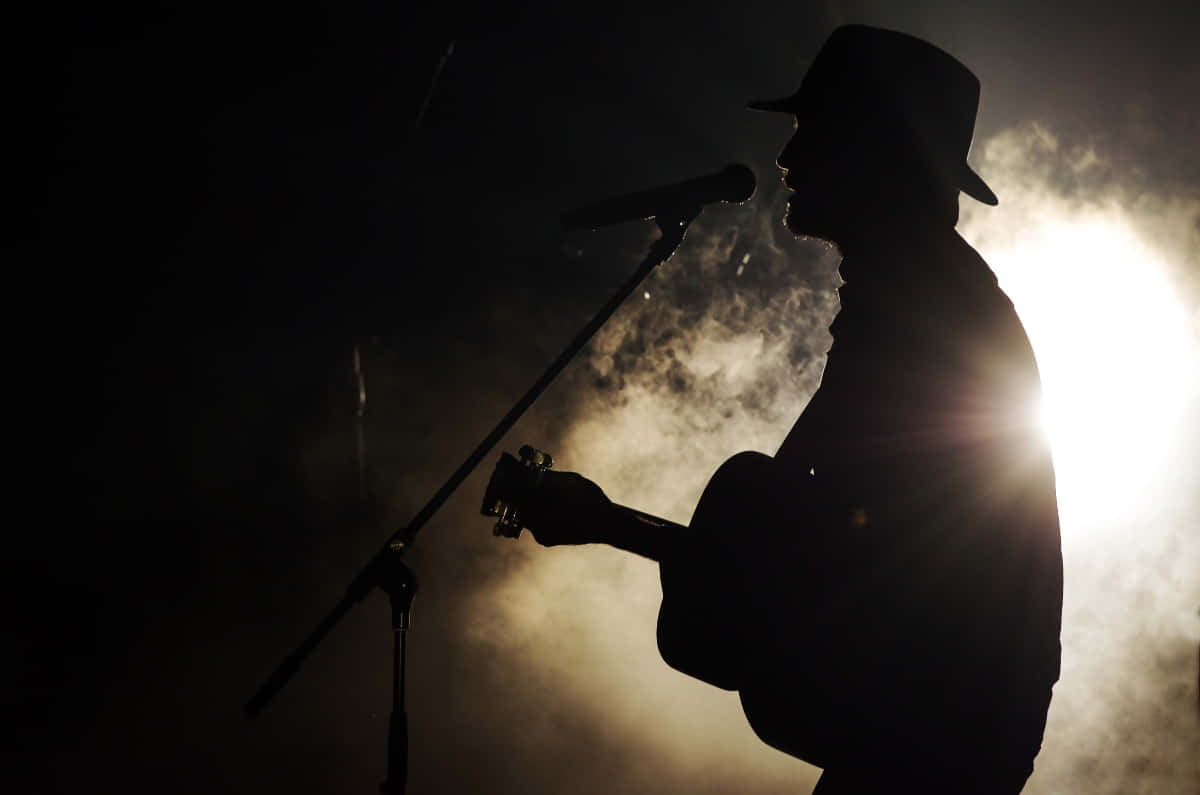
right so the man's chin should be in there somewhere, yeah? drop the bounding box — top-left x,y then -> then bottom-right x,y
783,199 -> 826,239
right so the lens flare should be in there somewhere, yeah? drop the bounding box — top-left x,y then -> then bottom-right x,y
977,216 -> 1195,534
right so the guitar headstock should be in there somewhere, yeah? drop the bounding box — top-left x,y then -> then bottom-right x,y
481,444 -> 554,538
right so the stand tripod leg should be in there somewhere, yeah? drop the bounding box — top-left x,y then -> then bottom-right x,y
382,628 -> 408,795
378,544 -> 417,795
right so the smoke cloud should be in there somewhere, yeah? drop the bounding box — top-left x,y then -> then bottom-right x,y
448,193 -> 841,793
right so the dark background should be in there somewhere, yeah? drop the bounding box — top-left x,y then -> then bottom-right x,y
11,2 -> 1199,793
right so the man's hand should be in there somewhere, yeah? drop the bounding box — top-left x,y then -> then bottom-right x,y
521,470 -> 613,547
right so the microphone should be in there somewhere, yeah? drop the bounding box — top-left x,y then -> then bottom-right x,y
561,163 -> 756,230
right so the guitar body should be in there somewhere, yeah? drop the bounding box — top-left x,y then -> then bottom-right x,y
656,451 -> 850,769
656,451 -> 776,690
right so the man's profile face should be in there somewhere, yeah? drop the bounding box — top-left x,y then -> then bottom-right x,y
777,113 -> 865,243
778,109 -> 939,246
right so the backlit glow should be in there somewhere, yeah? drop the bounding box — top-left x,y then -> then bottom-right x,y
980,217 -> 1195,531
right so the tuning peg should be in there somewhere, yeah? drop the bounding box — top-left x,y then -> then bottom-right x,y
492,502 -> 523,538
518,445 -> 553,470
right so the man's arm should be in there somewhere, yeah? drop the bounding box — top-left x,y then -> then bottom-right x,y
520,470 -> 687,562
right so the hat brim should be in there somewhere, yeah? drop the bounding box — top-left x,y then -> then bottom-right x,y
959,164 -> 998,206
748,98 -> 999,206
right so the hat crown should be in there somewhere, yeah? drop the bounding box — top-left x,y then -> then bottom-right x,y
753,25 -> 997,205
803,26 -> 978,161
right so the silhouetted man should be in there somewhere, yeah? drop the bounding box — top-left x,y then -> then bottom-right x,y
519,26 -> 1062,794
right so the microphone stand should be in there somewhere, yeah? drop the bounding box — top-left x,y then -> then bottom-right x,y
243,209 -> 702,794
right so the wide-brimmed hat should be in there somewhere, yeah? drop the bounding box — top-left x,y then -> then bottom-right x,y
751,25 -> 997,206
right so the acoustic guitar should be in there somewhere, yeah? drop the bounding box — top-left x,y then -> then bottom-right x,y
481,445 -> 850,767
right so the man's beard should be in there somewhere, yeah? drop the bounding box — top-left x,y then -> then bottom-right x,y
782,194 -> 803,234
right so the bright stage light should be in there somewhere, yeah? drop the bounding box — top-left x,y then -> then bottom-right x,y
981,215 -> 1195,533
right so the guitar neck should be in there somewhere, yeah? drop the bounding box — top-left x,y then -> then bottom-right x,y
605,504 -> 688,562
618,505 -> 686,531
